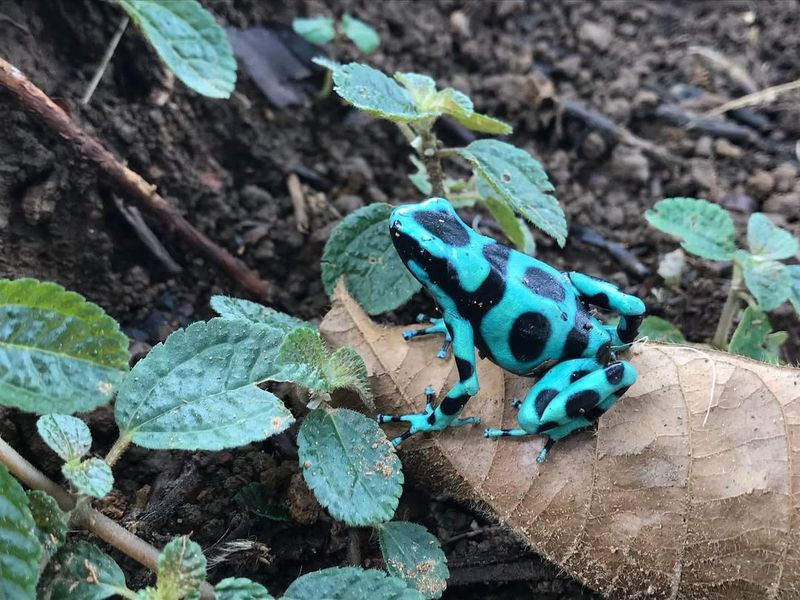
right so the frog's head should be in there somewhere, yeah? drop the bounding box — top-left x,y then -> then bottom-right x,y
389,198 -> 472,269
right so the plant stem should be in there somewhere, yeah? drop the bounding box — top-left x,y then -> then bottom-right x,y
81,15 -> 129,105
437,147 -> 461,158
397,122 -> 416,145
104,435 -> 132,468
420,127 -> 445,197
711,262 -> 743,349
0,435 -> 216,598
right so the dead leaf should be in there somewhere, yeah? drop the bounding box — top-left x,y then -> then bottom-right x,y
320,282 -> 800,599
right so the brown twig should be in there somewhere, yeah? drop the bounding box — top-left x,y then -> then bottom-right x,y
0,57 -> 274,304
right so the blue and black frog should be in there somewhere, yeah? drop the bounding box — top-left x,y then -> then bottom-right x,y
378,197 -> 646,463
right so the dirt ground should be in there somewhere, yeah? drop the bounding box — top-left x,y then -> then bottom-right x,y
1,0 -> 798,597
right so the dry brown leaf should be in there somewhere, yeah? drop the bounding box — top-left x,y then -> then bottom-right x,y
320,282 -> 800,600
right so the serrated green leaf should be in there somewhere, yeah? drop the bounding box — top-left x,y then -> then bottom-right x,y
449,110 -> 512,135
275,328 -> 372,407
235,483 -> 292,521
460,140 -> 565,246
728,306 -> 786,364
36,414 -> 91,463
215,577 -> 274,600
644,197 -> 736,261
298,408 -> 403,526
316,61 -> 434,122
737,250 -> 791,311
292,16 -> 335,45
321,203 -> 422,315
394,72 -> 438,108
115,318 -> 294,450
637,316 -> 686,343
0,278 -> 128,415
408,155 -> 432,195
283,567 -> 423,600
788,265 -> 800,315
747,212 -> 798,260
26,491 -> 67,562
116,0 -> 236,98
0,463 -> 40,599
38,541 -> 126,600
210,296 -> 313,334
379,522 -> 449,599
155,536 -> 206,600
341,15 -> 380,53
435,88 -> 473,118
62,458 -> 113,499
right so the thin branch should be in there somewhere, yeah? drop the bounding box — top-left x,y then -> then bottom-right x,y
81,15 -> 129,105
711,262 -> 743,349
705,78 -> 800,117
0,57 -> 275,305
0,435 -> 214,599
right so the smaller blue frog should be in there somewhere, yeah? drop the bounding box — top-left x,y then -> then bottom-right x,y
378,198 -> 645,463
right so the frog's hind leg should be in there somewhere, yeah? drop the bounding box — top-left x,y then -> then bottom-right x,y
402,314 -> 452,359
568,272 -> 646,347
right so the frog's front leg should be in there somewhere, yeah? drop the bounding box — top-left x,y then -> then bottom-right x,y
378,315 -> 480,446
568,272 -> 646,348
484,358 -> 636,463
402,314 -> 452,359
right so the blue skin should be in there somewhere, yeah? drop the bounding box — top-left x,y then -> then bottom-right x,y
378,197 -> 646,462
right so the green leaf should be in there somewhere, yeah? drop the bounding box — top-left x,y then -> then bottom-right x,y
484,196 -> 526,250
436,88 -> 473,118
408,155 -> 432,195
210,295 -> 313,333
115,318 -> 294,450
449,110 -> 512,135
0,463 -> 40,599
235,483 -> 292,521
39,541 -> 127,600
728,307 -> 786,364
26,491 -> 67,562
36,414 -> 91,463
283,567 -> 423,600
393,72 -> 438,109
747,212 -> 798,260
321,203 -> 422,315
215,577 -> 274,600
62,458 -> 113,499
315,60 -> 434,122
0,278 -> 128,415
644,197 -> 736,261
155,536 -> 206,600
379,522 -> 449,599
275,328 -> 372,407
291,16 -> 335,45
737,250 -> 791,311
116,0 -> 236,98
788,265 -> 800,315
341,15 -> 380,53
637,316 -> 686,343
459,140 -> 566,246
298,409 -> 403,526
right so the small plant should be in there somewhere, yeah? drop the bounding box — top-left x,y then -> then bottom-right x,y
646,197 -> 799,363
293,14 -> 380,54
317,60 -> 566,314
0,278 -> 445,599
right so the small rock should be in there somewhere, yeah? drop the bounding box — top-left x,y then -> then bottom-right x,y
713,138 -> 743,158
604,205 -> 625,227
763,193 -> 800,220
605,97 -> 631,123
449,10 -> 470,36
333,194 -> 364,214
773,163 -> 798,193
631,90 -> 659,111
723,193 -> 755,214
611,146 -> 650,184
690,159 -> 717,190
747,170 -> 775,199
579,22 -> 613,50
581,131 -> 608,160
694,136 -> 713,157
555,55 -> 582,78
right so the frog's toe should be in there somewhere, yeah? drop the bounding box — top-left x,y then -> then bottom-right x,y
436,339 -> 452,359
511,397 -> 522,409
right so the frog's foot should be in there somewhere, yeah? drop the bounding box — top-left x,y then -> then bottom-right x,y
535,438 -> 556,463
483,429 -> 555,463
401,315 -> 452,359
377,386 -> 480,446
511,397 -> 522,410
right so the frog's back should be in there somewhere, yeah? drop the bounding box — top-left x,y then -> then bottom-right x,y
475,245 -> 608,375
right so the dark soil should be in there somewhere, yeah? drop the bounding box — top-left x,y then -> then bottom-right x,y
1,0 -> 798,597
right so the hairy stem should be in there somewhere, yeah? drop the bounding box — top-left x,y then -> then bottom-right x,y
0,435 -> 215,598
81,15 -> 129,105
0,57 -> 275,305
104,435 -> 132,468
711,262 -> 743,349
420,127 -> 445,197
